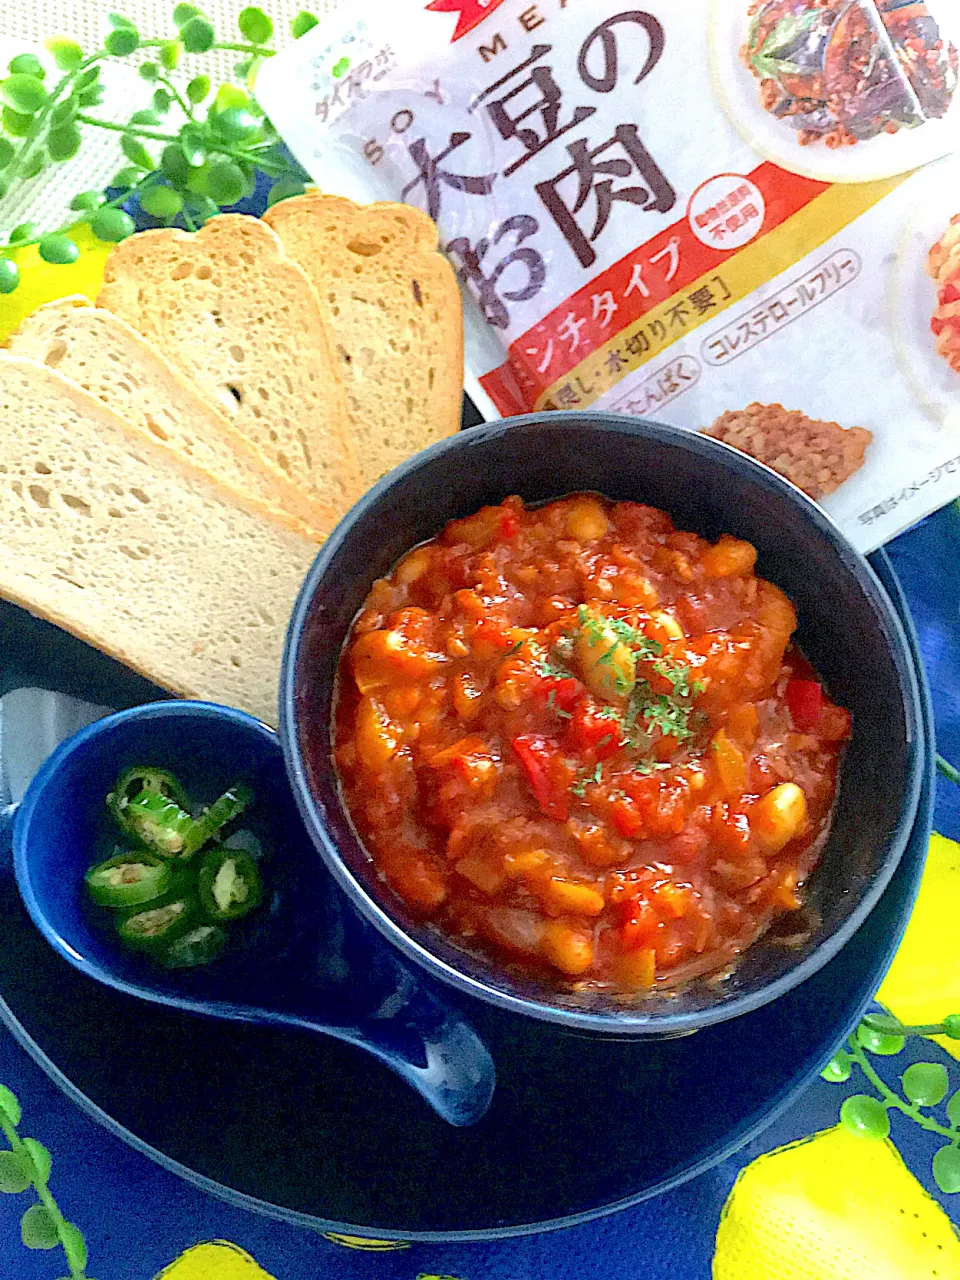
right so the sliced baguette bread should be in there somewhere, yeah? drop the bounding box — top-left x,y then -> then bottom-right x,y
96,214 -> 361,511
263,192 -> 463,489
7,298 -> 337,540
0,354 -> 320,725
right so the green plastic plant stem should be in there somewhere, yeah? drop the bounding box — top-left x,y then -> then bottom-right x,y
157,76 -> 193,119
937,754 -> 960,785
869,1019 -> 951,1038
74,114 -> 289,174
3,175 -> 154,253
2,53 -> 104,189
213,42 -> 277,55
862,1012 -> 954,1038
74,115 -> 181,143
850,1044 -> 960,1142
0,1111 -> 87,1279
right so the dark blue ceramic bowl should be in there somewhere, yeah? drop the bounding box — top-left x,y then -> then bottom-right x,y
280,413 -> 925,1036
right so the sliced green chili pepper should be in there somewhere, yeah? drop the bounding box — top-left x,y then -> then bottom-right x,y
116,892 -> 198,953
160,923 -> 228,969
85,851 -> 172,908
198,847 -> 263,920
181,784 -> 254,857
120,790 -> 197,857
108,766 -> 188,826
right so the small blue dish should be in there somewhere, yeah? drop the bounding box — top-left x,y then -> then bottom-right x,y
4,701 -> 494,1126
281,412 -> 925,1036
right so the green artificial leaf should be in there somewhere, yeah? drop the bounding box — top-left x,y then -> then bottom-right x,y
820,1052 -> 852,1083
8,54 -> 45,80
8,222 -> 36,244
179,124 -> 206,166
238,6 -> 273,44
129,108 -> 159,126
0,74 -> 47,114
266,174 -> 305,207
160,143 -> 191,187
91,207 -> 135,242
0,137 -> 14,169
21,149 -> 45,179
0,1085 -> 21,1126
78,83 -> 105,108
205,158 -> 244,206
901,1062 -> 949,1108
947,1089 -> 960,1127
139,61 -> 160,80
212,106 -> 257,143
70,189 -> 104,211
45,39 -> 84,73
181,17 -> 215,54
50,99 -> 78,126
291,11 -> 319,39
0,1149 -> 30,1193
58,1221 -> 87,1271
111,165 -> 141,188
840,1094 -> 891,1140
104,26 -> 140,57
933,1144 -> 960,1194
160,40 -> 182,71
38,234 -> 80,264
108,11 -> 136,27
141,184 -> 183,218
186,74 -> 210,104
75,65 -> 100,90
173,3 -> 202,26
47,125 -> 82,162
21,1203 -> 58,1249
234,59 -> 252,78
21,1138 -> 51,1184
214,84 -> 249,112
0,258 -> 19,294
185,160 -> 211,196
183,194 -> 218,224
121,133 -> 154,170
153,89 -> 171,113
943,1013 -> 960,1039
856,1024 -> 905,1056
1,107 -> 33,136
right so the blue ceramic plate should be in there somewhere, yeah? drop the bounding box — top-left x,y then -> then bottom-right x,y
0,550 -> 933,1240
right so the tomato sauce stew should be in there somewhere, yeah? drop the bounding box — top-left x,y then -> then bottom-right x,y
333,495 -> 851,996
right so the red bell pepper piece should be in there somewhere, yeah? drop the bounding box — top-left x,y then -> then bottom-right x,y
785,678 -> 823,730
538,676 -> 583,714
500,509 -> 520,538
566,700 -> 620,759
511,735 -> 570,821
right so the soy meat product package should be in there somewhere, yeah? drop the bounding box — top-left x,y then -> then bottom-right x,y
257,0 -> 960,551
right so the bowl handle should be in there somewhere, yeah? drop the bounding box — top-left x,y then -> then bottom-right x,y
333,964 -> 496,1127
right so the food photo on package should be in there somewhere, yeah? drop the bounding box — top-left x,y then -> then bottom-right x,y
255,0 -> 960,553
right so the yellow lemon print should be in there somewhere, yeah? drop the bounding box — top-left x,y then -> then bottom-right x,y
713,1124 -> 960,1279
0,222 -> 111,343
322,1233 -> 411,1250
153,1240 -> 276,1280
877,832 -> 960,1060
